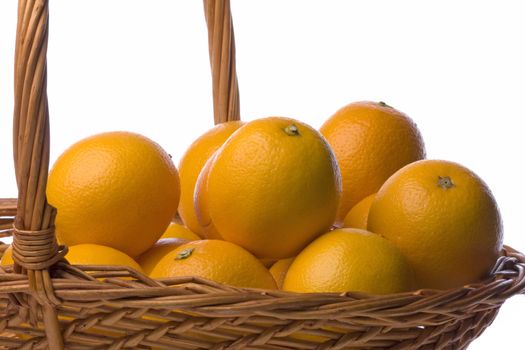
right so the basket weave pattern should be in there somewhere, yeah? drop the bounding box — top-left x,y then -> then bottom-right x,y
1,1 -> 524,349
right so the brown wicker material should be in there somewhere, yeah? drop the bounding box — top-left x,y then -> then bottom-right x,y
0,1 -> 524,349
0,199 -> 16,239
204,0 -> 240,124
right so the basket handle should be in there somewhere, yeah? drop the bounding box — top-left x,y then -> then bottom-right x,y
10,1 -> 240,269
10,1 -> 238,348
13,0 -> 67,273
204,0 -> 241,124
12,1 -> 65,348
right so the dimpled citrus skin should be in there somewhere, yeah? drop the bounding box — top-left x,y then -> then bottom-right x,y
161,223 -> 200,241
178,121 -> 244,236
320,101 -> 425,223
47,132 -> 180,258
137,238 -> 189,275
66,244 -> 143,273
283,228 -> 415,294
149,240 -> 277,290
269,257 -> 294,289
195,117 -> 341,259
367,159 -> 503,290
343,193 -> 376,229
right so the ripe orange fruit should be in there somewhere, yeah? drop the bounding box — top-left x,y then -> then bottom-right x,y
47,132 -> 180,257
193,155 -> 223,240
161,223 -> 200,241
269,257 -> 294,289
320,101 -> 425,223
149,240 -> 277,289
137,238 -> 189,275
66,244 -> 143,273
282,228 -> 414,294
195,117 -> 341,259
367,159 -> 503,290
178,121 -> 244,236
0,245 -> 13,266
343,193 -> 376,229
260,258 -> 278,268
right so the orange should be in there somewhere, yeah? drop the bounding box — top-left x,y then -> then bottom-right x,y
269,257 -> 294,289
320,101 -> 425,223
47,131 -> 180,257
0,245 -> 13,266
260,258 -> 278,268
137,238 -> 189,275
343,193 -> 376,229
161,223 -> 200,241
367,159 -> 503,290
193,154 -> 222,239
195,117 -> 341,259
178,121 -> 244,236
282,228 -> 414,294
66,244 -> 143,273
149,240 -> 277,290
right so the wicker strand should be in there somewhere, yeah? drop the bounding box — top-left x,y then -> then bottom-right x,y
12,226 -> 68,270
12,0 -> 64,349
204,0 -> 241,124
0,199 -> 17,236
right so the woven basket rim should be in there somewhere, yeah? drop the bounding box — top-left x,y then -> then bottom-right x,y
1,241 -> 523,300
0,241 -> 522,350
1,198 -> 525,301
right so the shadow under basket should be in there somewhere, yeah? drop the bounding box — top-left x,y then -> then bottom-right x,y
1,0 -> 525,349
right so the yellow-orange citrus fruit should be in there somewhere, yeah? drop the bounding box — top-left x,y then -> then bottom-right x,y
178,121 -> 244,236
66,244 -> 143,273
320,101 -> 425,223
137,237 -> 189,275
269,257 -> 294,289
0,245 -> 13,266
282,228 -> 414,294
47,131 -> 180,257
260,258 -> 278,268
149,240 -> 277,289
367,159 -> 503,290
193,155 -> 221,239
195,117 -> 341,259
343,193 -> 376,229
161,223 -> 200,241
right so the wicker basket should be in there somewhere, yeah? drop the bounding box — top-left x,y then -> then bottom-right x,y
1,1 -> 524,349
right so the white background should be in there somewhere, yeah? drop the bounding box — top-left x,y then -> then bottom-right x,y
1,1 -> 523,348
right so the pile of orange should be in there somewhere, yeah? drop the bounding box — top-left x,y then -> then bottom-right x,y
2,101 -> 503,294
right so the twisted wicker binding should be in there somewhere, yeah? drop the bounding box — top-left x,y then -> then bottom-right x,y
0,1 -> 524,349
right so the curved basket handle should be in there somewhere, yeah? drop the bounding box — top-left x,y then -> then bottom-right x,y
10,1 -> 240,271
13,0 -> 56,260
12,1 -> 65,348
10,1 -> 239,348
204,0 -> 241,124
13,0 -> 66,273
